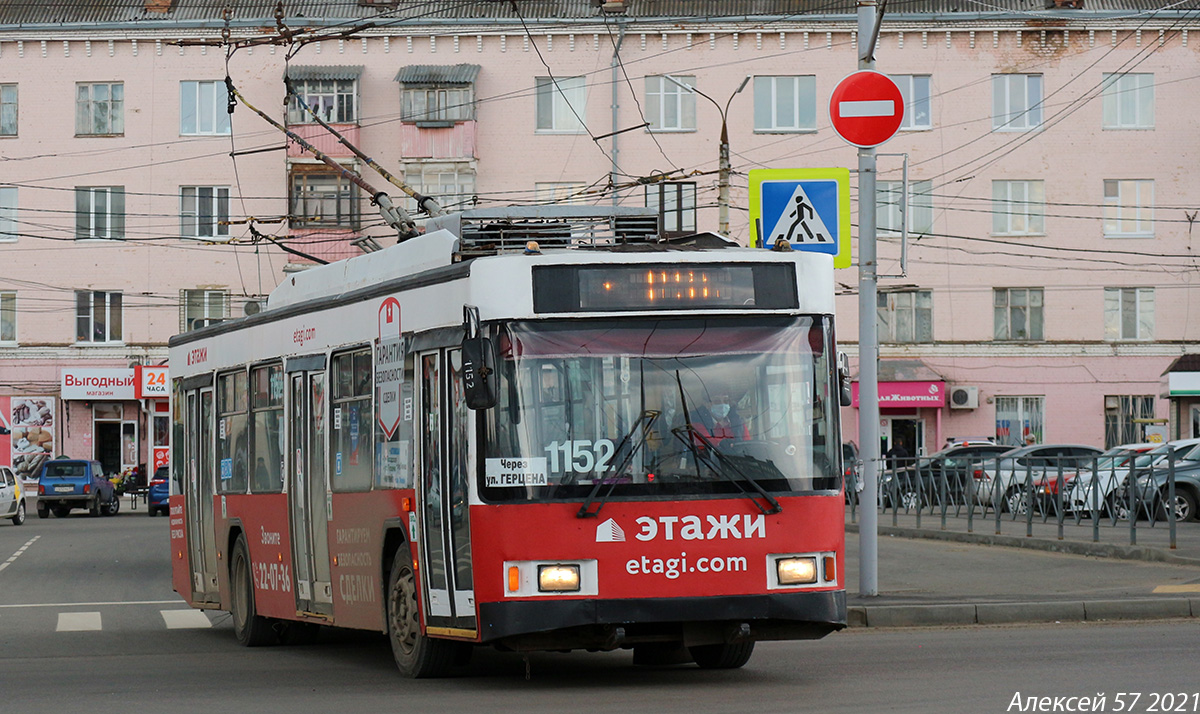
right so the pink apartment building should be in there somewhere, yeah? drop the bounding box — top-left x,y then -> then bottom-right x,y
0,0 -> 1198,478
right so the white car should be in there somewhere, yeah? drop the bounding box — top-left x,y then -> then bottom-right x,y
1072,438 -> 1200,517
971,444 -> 1104,513
0,465 -> 26,525
1063,442 -> 1162,514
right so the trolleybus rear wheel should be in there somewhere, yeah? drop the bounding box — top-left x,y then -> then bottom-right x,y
231,534 -> 276,647
689,641 -> 755,669
387,549 -> 456,678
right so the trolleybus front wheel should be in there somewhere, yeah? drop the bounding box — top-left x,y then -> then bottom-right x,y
231,534 -> 277,647
387,549 -> 457,678
688,641 -> 755,669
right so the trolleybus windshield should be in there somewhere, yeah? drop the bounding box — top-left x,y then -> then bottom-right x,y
481,316 -> 839,503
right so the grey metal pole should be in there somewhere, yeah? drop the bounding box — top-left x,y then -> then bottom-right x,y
856,0 -> 881,597
718,121 -> 731,235
610,21 -> 626,206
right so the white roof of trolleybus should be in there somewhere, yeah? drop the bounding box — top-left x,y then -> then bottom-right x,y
267,228 -> 837,320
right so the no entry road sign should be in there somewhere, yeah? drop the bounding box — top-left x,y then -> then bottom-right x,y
829,70 -> 905,148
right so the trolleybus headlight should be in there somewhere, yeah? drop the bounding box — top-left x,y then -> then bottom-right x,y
775,557 -> 818,585
537,564 -> 581,592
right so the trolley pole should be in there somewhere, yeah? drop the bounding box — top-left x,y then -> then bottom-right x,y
857,0 -> 881,597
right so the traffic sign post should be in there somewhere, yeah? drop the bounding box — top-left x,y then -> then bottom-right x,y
748,168 -> 851,269
829,70 -> 904,149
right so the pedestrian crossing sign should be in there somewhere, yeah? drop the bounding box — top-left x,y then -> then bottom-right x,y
749,167 -> 851,269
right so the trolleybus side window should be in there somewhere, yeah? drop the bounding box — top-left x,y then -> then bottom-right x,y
250,363 -> 284,492
172,378 -> 185,495
331,348 -> 373,492
374,350 -> 414,489
217,369 -> 249,494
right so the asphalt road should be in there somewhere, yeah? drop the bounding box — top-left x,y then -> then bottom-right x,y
4,504 -> 1200,713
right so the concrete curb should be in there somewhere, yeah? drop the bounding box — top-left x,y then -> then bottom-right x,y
843,522 -> 1200,627
846,522 -> 1200,567
848,598 -> 1198,628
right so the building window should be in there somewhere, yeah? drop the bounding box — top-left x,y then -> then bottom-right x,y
180,80 -> 231,135
75,290 -> 122,343
645,182 -> 696,235
0,186 -> 16,241
1102,73 -> 1153,129
404,162 -> 475,213
992,180 -> 1045,236
994,288 -> 1043,341
75,186 -> 125,240
1104,179 -> 1154,237
290,168 -> 358,228
645,75 -> 696,132
877,290 -> 932,343
1104,395 -> 1155,448
535,76 -> 587,133
0,84 -> 16,136
0,291 -> 15,343
878,180 -> 934,235
992,74 -> 1042,131
180,187 -> 230,238
893,75 -> 931,130
753,75 -> 816,133
287,79 -> 358,124
995,396 -> 1045,447
535,182 -> 586,205
401,86 -> 475,123
181,289 -> 229,332
75,82 -> 124,136
1104,287 -> 1154,341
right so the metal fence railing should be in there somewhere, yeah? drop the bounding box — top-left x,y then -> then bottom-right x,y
845,452 -> 1190,548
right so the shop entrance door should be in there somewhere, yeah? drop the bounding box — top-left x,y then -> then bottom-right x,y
882,417 -> 925,457
95,421 -> 121,476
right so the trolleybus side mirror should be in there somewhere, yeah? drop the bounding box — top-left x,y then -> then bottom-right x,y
462,336 -> 498,410
838,351 -> 853,407
462,306 -> 498,410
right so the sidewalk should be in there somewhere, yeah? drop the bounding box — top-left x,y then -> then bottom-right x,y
843,507 -> 1200,628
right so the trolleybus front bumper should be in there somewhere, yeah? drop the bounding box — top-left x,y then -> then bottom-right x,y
477,590 -> 845,651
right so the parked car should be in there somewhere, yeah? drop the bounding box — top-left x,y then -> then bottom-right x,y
148,466 -> 170,517
0,466 -> 25,525
842,442 -> 861,503
970,444 -> 1104,513
1113,438 -> 1200,522
881,442 -> 1012,509
37,459 -> 119,518
1055,442 -> 1163,515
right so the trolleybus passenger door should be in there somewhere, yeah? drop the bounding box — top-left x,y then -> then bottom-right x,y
288,369 -> 333,616
186,387 -> 219,601
417,349 -> 476,634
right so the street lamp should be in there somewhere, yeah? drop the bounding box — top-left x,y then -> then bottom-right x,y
664,75 -> 750,236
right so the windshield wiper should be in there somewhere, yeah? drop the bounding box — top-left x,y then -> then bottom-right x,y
670,425 -> 783,515
577,409 -> 660,519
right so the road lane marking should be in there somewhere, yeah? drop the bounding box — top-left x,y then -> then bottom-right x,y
161,609 -> 213,629
1153,584 -> 1200,593
0,599 -> 183,609
57,612 -> 102,632
0,535 -> 40,573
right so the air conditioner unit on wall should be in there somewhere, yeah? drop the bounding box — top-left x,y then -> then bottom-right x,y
950,386 -> 979,410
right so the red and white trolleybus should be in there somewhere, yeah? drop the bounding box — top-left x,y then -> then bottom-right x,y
167,207 -> 848,677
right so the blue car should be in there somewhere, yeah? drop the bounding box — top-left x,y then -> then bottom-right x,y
148,466 -> 170,517
37,459 -> 118,518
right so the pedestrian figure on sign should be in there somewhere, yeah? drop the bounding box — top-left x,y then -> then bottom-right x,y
784,195 -> 828,244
